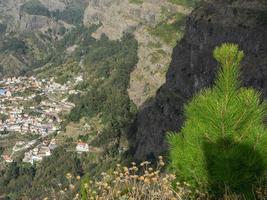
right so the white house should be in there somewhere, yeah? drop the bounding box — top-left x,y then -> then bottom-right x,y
76,142 -> 89,153
39,146 -> 51,157
23,151 -> 34,165
49,139 -> 57,150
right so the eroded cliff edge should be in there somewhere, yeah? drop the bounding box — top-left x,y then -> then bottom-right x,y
130,0 -> 267,160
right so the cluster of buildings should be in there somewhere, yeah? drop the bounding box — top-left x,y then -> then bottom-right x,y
0,112 -> 59,136
0,76 -> 75,164
23,139 -> 57,164
0,76 -> 40,94
0,76 -> 74,136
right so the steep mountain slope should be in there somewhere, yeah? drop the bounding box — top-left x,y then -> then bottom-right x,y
131,0 -> 267,160
0,0 -> 193,106
0,0 -> 86,77
83,0 -> 192,106
0,0 -> 195,150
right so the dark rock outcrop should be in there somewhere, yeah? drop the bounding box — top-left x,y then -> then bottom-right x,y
130,0 -> 267,161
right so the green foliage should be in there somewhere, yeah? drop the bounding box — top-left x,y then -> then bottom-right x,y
129,0 -> 143,4
29,148 -> 82,190
0,113 -> 8,122
0,147 -> 3,156
21,0 -> 50,17
80,175 -> 90,200
58,26 -> 67,36
79,134 -> 90,142
33,95 -> 42,104
0,23 -> 7,34
69,33 -> 138,147
168,44 -> 267,197
149,13 -> 186,45
56,25 -> 97,52
168,0 -> 201,7
52,3 -> 86,25
0,162 -> 36,198
0,38 -> 28,54
21,0 -> 86,25
0,148 -> 83,199
256,3 -> 267,25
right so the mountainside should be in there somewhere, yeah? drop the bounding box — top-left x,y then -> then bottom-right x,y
0,0 -> 267,198
0,0 -> 193,106
0,1 -> 196,198
0,0 -> 86,77
131,0 -> 267,160
83,0 -> 192,106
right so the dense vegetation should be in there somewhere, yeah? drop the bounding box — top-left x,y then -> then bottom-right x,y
0,24 -> 7,34
36,25 -> 138,150
68,33 -> 138,149
0,148 -> 83,199
168,0 -> 202,7
129,0 -> 144,4
0,29 -> 59,76
20,0 -> 50,17
149,12 -> 186,46
0,38 -> 28,54
51,0 -> 87,25
257,2 -> 267,25
21,0 -> 87,25
168,44 -> 267,198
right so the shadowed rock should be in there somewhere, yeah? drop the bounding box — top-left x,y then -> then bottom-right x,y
129,0 -> 267,161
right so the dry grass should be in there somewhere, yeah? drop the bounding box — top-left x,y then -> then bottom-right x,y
80,156 -> 200,200
55,157 -> 267,200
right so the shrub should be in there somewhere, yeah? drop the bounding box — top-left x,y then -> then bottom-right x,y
1,38 -> 28,54
21,0 -> 86,25
168,44 -> 267,198
0,23 -> 7,34
80,157 -> 195,200
168,0 -> 202,7
20,0 -> 50,17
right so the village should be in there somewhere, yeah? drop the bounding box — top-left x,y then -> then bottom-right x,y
0,76 -> 90,165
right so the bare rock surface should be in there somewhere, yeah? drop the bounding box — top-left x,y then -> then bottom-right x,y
0,0 -> 72,33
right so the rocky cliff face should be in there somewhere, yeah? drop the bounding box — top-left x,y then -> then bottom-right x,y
83,0 -> 191,107
0,0 -> 70,33
130,0 -> 267,160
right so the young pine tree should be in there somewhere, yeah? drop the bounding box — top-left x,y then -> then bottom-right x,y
168,44 -> 267,197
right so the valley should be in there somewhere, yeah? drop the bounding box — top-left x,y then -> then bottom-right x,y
0,0 -> 194,106
0,0 -> 266,199
0,0 -> 195,197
